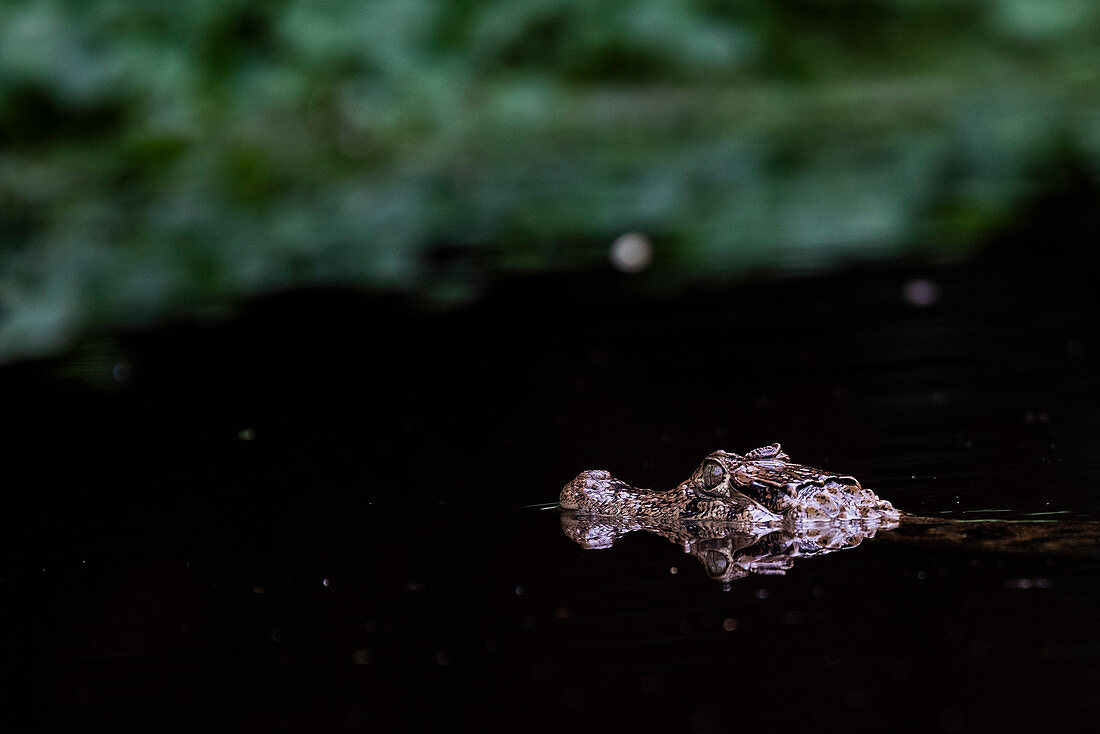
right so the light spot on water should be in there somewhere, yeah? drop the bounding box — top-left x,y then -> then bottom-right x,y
514,585 -> 525,596
903,278 -> 940,307
322,578 -> 331,587
669,566 -> 679,575
238,427 -> 256,441
610,232 -> 653,273
722,618 -> 738,632
112,361 -> 132,382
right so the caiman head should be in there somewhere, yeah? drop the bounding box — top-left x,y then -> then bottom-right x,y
688,444 -> 899,522
560,443 -> 899,523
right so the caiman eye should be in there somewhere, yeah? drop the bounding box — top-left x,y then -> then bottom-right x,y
700,460 -> 726,491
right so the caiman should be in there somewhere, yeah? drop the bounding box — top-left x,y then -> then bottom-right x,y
558,444 -> 1098,583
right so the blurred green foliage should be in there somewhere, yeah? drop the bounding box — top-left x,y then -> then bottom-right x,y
2,0 -> 1100,359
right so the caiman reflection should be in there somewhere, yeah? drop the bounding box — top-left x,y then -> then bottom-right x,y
560,514 -> 896,583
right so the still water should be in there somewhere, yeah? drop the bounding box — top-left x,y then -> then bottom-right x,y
1,257 -> 1099,731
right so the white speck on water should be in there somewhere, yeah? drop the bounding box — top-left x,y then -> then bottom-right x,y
903,278 -> 940,307
609,232 -> 653,273
669,566 -> 679,575
322,578 -> 331,587
112,361 -> 132,382
514,585 -> 525,595
917,571 -> 928,580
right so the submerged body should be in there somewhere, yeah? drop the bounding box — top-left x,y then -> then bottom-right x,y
559,443 -> 899,524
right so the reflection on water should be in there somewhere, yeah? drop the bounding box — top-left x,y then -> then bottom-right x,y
561,512 -> 898,583
561,511 -> 1100,584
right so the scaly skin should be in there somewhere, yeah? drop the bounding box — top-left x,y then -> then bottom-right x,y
559,443 -> 900,524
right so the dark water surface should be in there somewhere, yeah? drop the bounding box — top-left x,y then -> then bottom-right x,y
2,255 -> 1100,732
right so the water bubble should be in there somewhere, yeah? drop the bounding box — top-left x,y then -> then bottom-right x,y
322,578 -> 331,587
